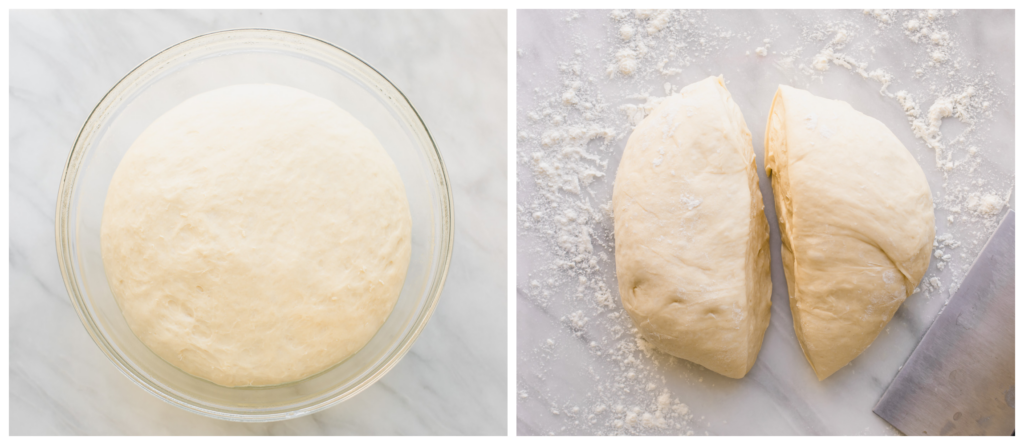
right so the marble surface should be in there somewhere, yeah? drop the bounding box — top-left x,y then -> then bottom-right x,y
10,10 -> 507,435
516,10 -> 1014,435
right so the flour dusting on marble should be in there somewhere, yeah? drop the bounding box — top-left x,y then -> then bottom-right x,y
518,9 -> 1011,435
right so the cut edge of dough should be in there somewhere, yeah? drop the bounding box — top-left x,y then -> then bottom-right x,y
731,78 -> 772,380
765,85 -> 827,380
700,75 -> 771,379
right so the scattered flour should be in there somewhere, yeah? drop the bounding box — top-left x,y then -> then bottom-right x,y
863,9 -> 897,24
680,194 -> 702,210
895,87 -> 978,166
610,48 -> 639,77
518,9 -> 1011,436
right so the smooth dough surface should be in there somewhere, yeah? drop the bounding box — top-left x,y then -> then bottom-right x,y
101,84 -> 411,387
765,85 -> 934,380
613,76 -> 772,379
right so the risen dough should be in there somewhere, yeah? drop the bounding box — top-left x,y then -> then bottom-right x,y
613,76 -> 772,379
765,85 -> 934,380
101,84 -> 411,387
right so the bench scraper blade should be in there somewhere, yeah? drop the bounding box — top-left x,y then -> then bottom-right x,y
874,210 -> 1014,435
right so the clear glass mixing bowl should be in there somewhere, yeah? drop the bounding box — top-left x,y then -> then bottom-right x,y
55,29 -> 454,422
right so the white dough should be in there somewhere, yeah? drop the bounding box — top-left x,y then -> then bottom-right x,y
765,85 -> 934,380
613,76 -> 772,379
101,84 -> 411,387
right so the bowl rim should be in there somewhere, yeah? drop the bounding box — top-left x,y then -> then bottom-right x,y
54,28 -> 455,422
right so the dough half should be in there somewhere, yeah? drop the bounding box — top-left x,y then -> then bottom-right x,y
101,84 -> 412,387
613,76 -> 772,379
765,85 -> 934,380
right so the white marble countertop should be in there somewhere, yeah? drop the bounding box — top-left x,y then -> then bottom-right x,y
516,10 -> 1014,435
10,10 -> 507,435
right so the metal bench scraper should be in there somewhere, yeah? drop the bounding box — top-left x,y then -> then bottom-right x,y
874,209 -> 1014,435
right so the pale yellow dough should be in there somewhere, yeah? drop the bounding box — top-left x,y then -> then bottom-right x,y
613,76 -> 772,379
101,84 -> 411,387
765,85 -> 934,380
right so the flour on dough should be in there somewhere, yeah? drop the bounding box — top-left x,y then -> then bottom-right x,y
101,84 -> 411,387
765,85 -> 934,380
613,76 -> 772,379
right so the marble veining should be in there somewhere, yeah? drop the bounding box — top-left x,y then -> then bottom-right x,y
10,9 -> 507,435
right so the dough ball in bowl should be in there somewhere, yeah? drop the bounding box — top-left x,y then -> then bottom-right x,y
101,84 -> 412,387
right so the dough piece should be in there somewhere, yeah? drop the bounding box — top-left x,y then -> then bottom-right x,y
101,84 -> 411,387
765,85 -> 934,380
613,76 -> 772,379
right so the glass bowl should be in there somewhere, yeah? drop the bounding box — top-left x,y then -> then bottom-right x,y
55,29 -> 454,422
